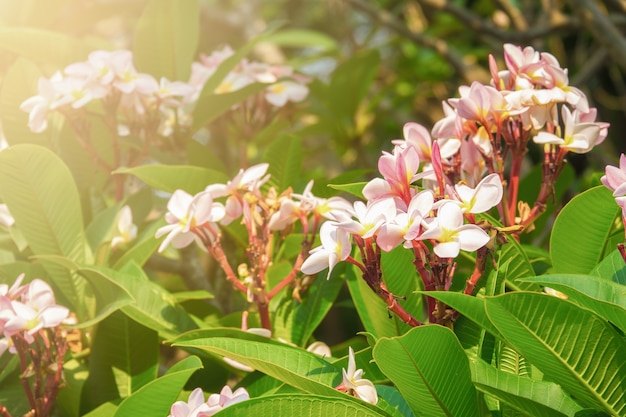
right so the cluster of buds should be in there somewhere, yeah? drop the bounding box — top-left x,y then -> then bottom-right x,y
167,385 -> 250,417
156,164 -> 351,331
20,46 -> 309,139
0,275 -> 72,417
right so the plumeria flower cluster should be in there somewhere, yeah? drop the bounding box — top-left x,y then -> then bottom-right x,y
0,275 -> 72,417
602,154 -> 626,219
0,274 -> 72,356
167,385 -> 250,417
21,46 -> 309,139
156,163 -> 352,332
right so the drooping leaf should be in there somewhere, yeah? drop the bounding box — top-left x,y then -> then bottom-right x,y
174,337 -> 342,397
0,145 -> 91,311
327,182 -> 366,199
469,358 -> 585,417
550,186 -> 619,274
484,292 -> 626,415
590,248 -> 626,285
518,274 -> 626,333
114,164 -> 228,195
373,325 -> 480,417
133,0 -> 198,80
112,355 -> 203,417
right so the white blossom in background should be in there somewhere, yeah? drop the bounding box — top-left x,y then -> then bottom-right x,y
111,205 -> 137,249
336,347 -> 378,404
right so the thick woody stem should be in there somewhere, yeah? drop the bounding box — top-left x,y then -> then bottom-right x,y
464,246 -> 489,295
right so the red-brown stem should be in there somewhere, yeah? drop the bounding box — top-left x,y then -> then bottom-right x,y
257,302 -> 271,331
207,245 -> 248,293
464,246 -> 489,295
507,150 -> 525,224
268,253 -> 304,299
618,243 -> 626,264
0,405 -> 13,417
378,282 -> 422,327
12,336 -> 36,413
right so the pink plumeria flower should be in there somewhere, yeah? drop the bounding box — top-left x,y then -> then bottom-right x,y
206,385 -> 250,412
301,221 -> 351,280
205,164 -> 270,224
601,154 -> 626,196
418,201 -> 490,258
533,106 -> 601,153
0,274 -> 26,300
336,347 -> 378,405
376,190 -> 434,252
155,190 -> 225,252
111,205 -> 137,249
451,173 -> 503,214
363,146 -> 421,206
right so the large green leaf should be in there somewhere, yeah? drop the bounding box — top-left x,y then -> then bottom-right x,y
0,27 -> 91,67
262,29 -> 339,51
115,164 -> 228,195
591,248 -> 626,285
214,394 -> 388,417
469,358 -> 584,417
133,0 -> 198,80
174,337 -> 342,395
484,292 -> 626,415
550,186 -> 619,274
113,355 -> 203,417
81,311 -> 158,412
373,325 -> 480,417
0,145 -> 91,310
518,274 -> 626,333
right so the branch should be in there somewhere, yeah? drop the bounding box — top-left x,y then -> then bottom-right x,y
346,0 -> 489,83
567,0 -> 626,72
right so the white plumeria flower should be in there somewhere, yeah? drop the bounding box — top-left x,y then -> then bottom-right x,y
155,190 -> 225,252
111,205 -> 138,249
0,204 -> 14,228
264,80 -> 309,107
300,222 -> 351,280
306,341 -> 332,358
452,173 -> 503,214
337,347 -> 378,404
533,106 -> 601,153
205,385 -> 250,412
19,72 -> 63,133
334,199 -> 397,239
167,387 -> 213,417
205,164 -> 270,224
418,201 -> 490,258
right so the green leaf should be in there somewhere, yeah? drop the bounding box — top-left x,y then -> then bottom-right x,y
0,27 -> 91,67
550,186 -> 619,274
191,83 -> 269,131
375,385 -> 415,417
0,145 -> 91,310
112,219 -> 164,270
381,246 -> 424,323
327,182 -> 366,199
263,135 -> 303,190
216,394 -> 389,417
133,0 -> 198,80
82,402 -> 119,417
373,325 -> 480,417
591,249 -> 626,285
114,164 -> 228,194
112,355 -> 203,417
172,290 -> 214,303
81,311 -> 158,411
94,263 -> 198,339
262,29 -> 339,51
518,274 -> 626,333
174,337 -> 342,396
56,359 -> 89,417
469,358 -> 585,417
484,292 -> 626,415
